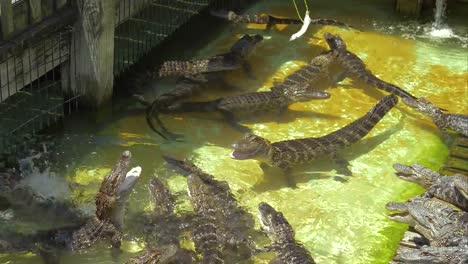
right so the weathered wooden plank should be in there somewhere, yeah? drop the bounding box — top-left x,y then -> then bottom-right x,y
0,33 -> 69,103
28,0 -> 43,24
395,0 -> 423,16
73,0 -> 116,107
440,135 -> 468,175
0,0 -> 14,39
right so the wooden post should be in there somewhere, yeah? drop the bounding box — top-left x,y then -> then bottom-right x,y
0,0 -> 14,40
395,0 -> 423,16
72,0 -> 115,108
28,0 -> 43,24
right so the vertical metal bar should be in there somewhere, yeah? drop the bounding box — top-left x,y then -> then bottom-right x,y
6,57 -> 11,98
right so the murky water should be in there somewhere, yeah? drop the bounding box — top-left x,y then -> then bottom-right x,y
1,0 -> 467,263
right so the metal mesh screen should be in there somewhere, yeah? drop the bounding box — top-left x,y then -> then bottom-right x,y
0,27 -> 79,152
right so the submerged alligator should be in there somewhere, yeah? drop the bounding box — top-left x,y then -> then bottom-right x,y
146,50 -> 343,137
386,197 -> 468,247
127,177 -> 195,264
210,10 -> 354,31
323,32 -> 418,100
164,155 -> 255,263
230,94 -> 398,181
393,163 -> 468,211
143,34 -> 263,140
402,97 -> 468,137
258,202 -> 316,263
0,151 -> 141,262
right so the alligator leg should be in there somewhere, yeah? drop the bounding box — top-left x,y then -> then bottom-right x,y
242,61 -> 256,80
454,176 -> 468,200
330,151 -> 352,176
220,110 -> 252,133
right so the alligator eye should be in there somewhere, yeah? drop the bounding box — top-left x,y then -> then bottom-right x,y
232,143 -> 239,148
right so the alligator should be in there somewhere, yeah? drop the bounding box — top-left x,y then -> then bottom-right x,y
393,163 -> 468,211
158,34 -> 264,78
144,50 -> 344,138
143,34 -> 263,140
323,32 -> 418,100
163,155 -> 255,263
391,245 -> 468,264
230,94 -> 399,180
131,177 -> 195,264
210,10 -> 354,31
402,97 -> 468,137
257,202 -> 316,263
386,197 -> 468,247
0,151 -> 141,262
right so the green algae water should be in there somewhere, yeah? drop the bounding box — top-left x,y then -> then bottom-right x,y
1,0 -> 467,263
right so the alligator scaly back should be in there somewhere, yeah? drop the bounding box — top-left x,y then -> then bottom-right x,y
158,60 -> 211,78
323,32 -> 417,100
210,10 -> 354,30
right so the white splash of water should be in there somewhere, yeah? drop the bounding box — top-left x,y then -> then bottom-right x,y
430,0 -> 454,38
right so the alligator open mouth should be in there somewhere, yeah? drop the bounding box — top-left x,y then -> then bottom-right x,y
230,149 -> 257,160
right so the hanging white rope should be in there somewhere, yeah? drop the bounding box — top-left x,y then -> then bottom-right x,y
289,10 -> 312,41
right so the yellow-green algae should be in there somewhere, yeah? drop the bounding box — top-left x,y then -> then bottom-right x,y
2,1 -> 467,263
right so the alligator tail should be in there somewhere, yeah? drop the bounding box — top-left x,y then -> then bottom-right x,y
366,75 -> 417,100
158,60 -> 210,78
322,94 -> 398,145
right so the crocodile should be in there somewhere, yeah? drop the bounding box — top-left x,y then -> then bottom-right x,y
132,177 -> 195,264
163,155 -> 255,263
323,32 -> 418,100
257,202 -> 316,264
144,34 -> 263,140
210,10 -> 355,31
230,94 -> 399,180
393,163 -> 468,211
146,50 -> 344,137
402,97 -> 468,137
386,197 -> 468,247
0,151 -> 141,261
391,245 -> 468,264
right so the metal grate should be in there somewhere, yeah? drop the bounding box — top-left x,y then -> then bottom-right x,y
113,0 -> 253,76
0,27 -> 79,152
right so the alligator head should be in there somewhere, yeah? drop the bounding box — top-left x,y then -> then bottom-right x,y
230,133 -> 273,162
393,163 -> 438,189
401,97 -> 444,116
272,84 -> 331,102
323,32 -> 347,51
95,151 -> 141,229
385,201 -> 417,226
149,177 -> 175,217
230,34 -> 264,58
258,202 -> 295,243
386,197 -> 464,246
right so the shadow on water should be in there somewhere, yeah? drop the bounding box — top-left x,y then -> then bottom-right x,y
251,118 -> 404,193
